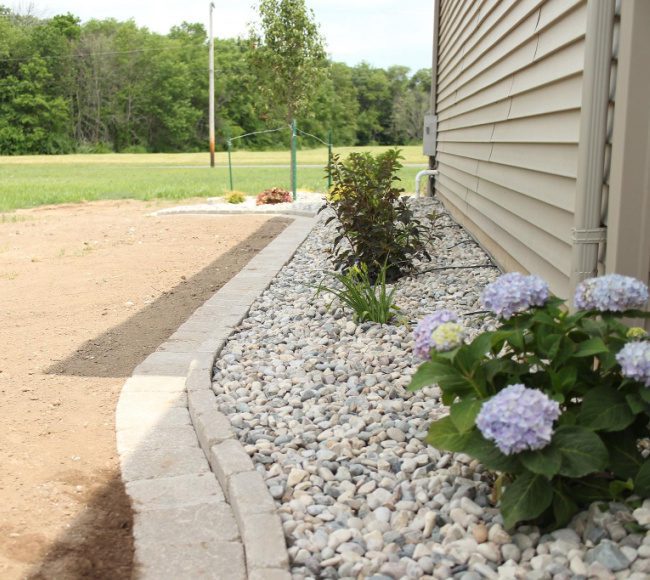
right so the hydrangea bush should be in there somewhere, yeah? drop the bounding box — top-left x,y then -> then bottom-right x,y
409,272 -> 650,529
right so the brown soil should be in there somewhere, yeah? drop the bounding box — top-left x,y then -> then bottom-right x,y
0,199 -> 290,579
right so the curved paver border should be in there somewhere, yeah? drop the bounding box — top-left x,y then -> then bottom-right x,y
116,214 -> 318,579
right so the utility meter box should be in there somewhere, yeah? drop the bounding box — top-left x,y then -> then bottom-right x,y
423,114 -> 437,156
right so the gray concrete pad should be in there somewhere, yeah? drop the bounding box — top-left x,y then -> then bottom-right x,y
133,503 -> 239,544
121,445 -> 208,482
126,473 -> 225,511
136,540 -> 246,580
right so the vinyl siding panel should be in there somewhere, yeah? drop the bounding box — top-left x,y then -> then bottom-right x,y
434,0 -> 589,296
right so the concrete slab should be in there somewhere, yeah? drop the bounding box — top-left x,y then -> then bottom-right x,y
126,473 -> 225,511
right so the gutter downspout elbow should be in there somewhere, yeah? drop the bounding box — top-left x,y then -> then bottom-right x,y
570,0 -> 615,296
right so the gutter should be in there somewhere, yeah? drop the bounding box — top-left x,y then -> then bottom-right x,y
569,0 -> 616,293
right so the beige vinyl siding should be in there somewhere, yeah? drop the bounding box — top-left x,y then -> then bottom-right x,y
434,0 -> 588,296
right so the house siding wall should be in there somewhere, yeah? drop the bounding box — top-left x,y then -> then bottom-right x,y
434,0 -> 589,297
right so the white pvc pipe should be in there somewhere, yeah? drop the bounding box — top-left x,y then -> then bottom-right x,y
415,169 -> 439,198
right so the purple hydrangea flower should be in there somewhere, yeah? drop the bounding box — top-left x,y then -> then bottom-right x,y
413,310 -> 459,359
481,272 -> 550,319
476,384 -> 561,455
616,342 -> 650,387
574,274 -> 649,312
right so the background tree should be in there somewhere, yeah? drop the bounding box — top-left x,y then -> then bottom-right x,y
248,0 -> 327,125
0,5 -> 429,154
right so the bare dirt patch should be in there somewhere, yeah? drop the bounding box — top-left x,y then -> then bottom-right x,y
0,199 -> 290,579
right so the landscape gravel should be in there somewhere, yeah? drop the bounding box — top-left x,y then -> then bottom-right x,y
211,198 -> 650,579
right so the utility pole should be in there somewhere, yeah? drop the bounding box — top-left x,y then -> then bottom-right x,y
209,2 -> 215,168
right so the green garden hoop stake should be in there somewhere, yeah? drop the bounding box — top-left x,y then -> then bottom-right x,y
227,138 -> 234,191
327,129 -> 333,190
291,119 -> 297,201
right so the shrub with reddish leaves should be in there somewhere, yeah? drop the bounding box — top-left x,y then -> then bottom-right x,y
256,187 -> 292,206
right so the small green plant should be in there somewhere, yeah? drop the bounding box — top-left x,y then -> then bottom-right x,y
316,262 -> 399,324
323,148 -> 434,282
256,187 -> 292,205
226,191 -> 246,204
409,272 -> 650,531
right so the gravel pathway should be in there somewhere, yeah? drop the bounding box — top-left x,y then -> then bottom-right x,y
211,198 -> 650,580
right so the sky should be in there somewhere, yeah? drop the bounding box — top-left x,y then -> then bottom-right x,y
22,0 -> 434,71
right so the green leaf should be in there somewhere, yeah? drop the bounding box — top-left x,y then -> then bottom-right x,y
407,361 -> 447,391
425,416 -> 472,453
640,388 -> 650,404
520,444 -> 562,479
549,367 -> 578,394
500,472 -> 553,530
463,430 -> 522,473
449,399 -> 482,433
634,460 -> 650,496
609,479 -> 634,498
554,426 -> 608,477
602,432 -> 644,480
578,385 -> 635,432
626,392 -> 648,415
574,337 -> 609,357
552,487 -> 579,528
468,332 -> 493,359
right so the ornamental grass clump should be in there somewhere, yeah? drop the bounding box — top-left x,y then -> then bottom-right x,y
409,272 -> 650,530
316,262 -> 399,324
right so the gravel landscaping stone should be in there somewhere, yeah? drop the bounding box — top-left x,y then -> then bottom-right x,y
210,198 -> 650,578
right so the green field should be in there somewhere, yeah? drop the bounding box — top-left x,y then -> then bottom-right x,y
0,146 -> 428,212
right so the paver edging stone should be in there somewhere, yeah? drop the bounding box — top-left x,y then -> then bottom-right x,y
117,214 -> 317,579
186,217 -> 319,577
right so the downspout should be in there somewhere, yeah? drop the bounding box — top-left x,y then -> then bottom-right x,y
425,0 -> 441,197
415,169 -> 439,198
569,0 -> 615,294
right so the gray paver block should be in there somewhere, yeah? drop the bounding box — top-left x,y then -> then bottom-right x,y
240,512 -> 289,570
193,408 -> 234,451
196,336 -> 227,354
248,569 -> 292,580
117,424 -> 199,454
132,351 -> 195,376
133,503 -> 240,544
126,473 -> 225,511
121,375 -> 186,393
115,405 -> 192,430
188,389 -> 217,417
136,541 -> 245,580
121,445 -> 208,482
156,338 -> 202,353
227,471 -> 276,524
117,391 -> 187,414
209,439 -> 254,488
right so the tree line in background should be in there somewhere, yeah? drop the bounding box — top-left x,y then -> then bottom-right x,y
0,5 -> 431,155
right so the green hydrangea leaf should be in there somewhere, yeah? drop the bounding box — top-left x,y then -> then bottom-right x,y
552,487 -> 579,528
578,385 -> 635,432
463,430 -> 522,473
574,337 -> 609,357
634,460 -> 650,496
449,398 -> 482,433
554,426 -> 608,477
425,416 -> 472,453
602,432 -> 644,480
501,472 -> 553,530
407,361 -> 448,391
520,444 -> 562,479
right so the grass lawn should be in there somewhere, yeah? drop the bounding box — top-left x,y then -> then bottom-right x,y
0,146 -> 428,212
